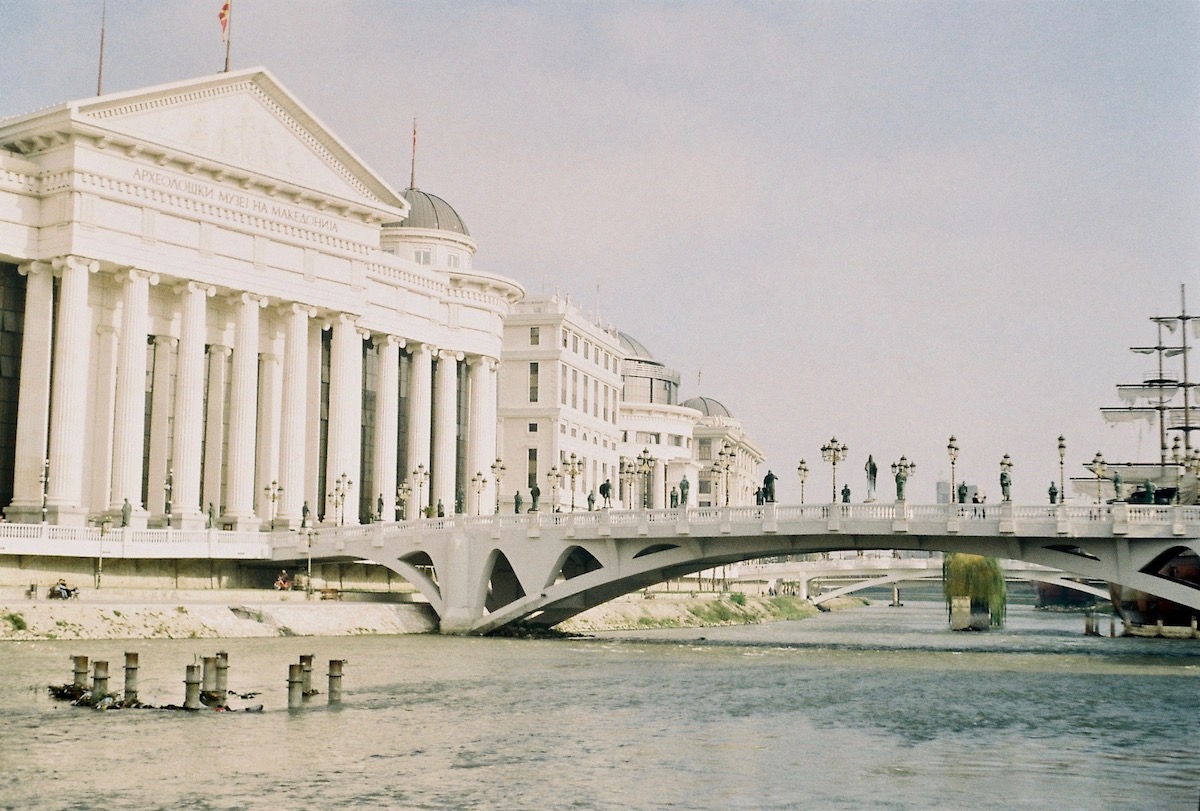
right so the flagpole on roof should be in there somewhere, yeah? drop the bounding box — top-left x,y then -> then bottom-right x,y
220,0 -> 233,72
96,0 -> 107,95
409,118 -> 417,190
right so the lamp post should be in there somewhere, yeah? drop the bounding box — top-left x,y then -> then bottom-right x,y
796,459 -> 808,504
490,458 -> 505,514
412,464 -> 428,517
97,516 -> 111,589
1057,435 -> 1066,505
1172,435 -> 1183,501
306,529 -> 314,598
891,456 -> 915,501
620,458 -> 635,509
164,468 -> 174,528
547,466 -> 562,512
714,442 -> 735,506
263,479 -> 282,530
333,473 -> 352,526
396,481 -> 410,521
566,452 -> 581,512
820,437 -> 848,503
637,448 -> 655,509
39,457 -> 49,524
1091,451 -> 1106,505
947,435 -> 960,505
472,471 -> 486,515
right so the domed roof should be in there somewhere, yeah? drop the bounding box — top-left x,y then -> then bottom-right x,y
394,188 -> 470,236
682,396 -> 733,418
618,332 -> 658,364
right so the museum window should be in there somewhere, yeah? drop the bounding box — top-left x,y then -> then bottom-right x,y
414,248 -> 432,265
528,423 -> 538,433
447,253 -> 460,268
699,438 -> 712,460
527,448 -> 538,489
529,326 -> 540,346
528,362 -> 539,402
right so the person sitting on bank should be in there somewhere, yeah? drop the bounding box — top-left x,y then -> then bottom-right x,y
274,569 -> 292,591
53,578 -> 74,599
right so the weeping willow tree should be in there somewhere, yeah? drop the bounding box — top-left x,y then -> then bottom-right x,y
943,553 -> 1006,628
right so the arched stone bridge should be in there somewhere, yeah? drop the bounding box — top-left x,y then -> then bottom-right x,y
273,502 -> 1200,635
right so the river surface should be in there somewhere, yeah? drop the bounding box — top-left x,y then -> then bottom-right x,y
1,601 -> 1197,810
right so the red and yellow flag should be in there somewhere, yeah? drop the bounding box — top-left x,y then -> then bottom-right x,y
218,1 -> 231,42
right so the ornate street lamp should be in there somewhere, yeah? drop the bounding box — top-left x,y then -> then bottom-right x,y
891,456 -> 915,501
1172,435 -> 1183,501
334,472 -> 353,526
566,452 -> 582,512
620,458 -> 636,508
947,436 -> 960,505
471,471 -> 486,515
715,442 -> 735,506
1091,452 -> 1106,505
1057,435 -> 1066,505
547,465 -> 563,512
637,448 -> 655,509
396,480 -> 410,521
263,478 -> 282,530
820,437 -> 848,503
164,468 -> 175,528
490,458 -> 505,514
412,464 -> 428,517
796,459 -> 808,504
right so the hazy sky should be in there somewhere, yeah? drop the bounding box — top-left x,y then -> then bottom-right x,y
3,1 -> 1198,503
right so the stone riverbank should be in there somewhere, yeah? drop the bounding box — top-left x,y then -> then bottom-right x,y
0,591 -> 866,641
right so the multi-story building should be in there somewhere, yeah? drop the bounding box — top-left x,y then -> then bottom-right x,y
0,67 -> 521,529
615,333 -> 703,508
497,295 -> 623,512
682,396 -> 766,506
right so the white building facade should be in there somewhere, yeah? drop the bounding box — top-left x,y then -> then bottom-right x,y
0,68 -> 520,529
497,295 -> 624,512
682,396 -> 766,507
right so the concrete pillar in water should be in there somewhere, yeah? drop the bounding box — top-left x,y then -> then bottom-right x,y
949,596 -> 971,631
92,660 -> 109,699
287,663 -> 303,709
891,586 -> 901,607
215,651 -> 229,708
123,652 -> 139,704
72,655 -> 89,688
184,664 -> 202,710
299,654 -> 314,696
327,659 -> 344,704
202,656 -> 217,695
1192,616 -> 1198,640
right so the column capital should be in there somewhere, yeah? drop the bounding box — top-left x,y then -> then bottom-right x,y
51,255 -> 100,275
438,349 -> 465,362
114,267 -> 159,285
207,344 -> 233,358
334,312 -> 361,328
377,334 -> 406,349
232,292 -> 269,308
152,334 -> 178,348
18,260 -> 53,277
175,281 -> 216,297
281,302 -> 317,318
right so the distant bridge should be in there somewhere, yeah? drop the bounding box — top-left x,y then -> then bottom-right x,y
272,501 -> 1199,634
724,554 -> 1111,605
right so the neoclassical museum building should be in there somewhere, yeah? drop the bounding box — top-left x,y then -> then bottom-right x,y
0,68 -> 522,530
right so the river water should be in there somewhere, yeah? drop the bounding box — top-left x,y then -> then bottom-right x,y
1,601 -> 1196,810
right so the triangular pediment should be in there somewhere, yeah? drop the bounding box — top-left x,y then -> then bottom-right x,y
73,68 -> 404,211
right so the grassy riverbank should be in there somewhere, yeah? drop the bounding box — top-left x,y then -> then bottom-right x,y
557,592 -> 867,633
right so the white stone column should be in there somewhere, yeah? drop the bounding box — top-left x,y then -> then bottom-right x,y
44,257 -> 98,524
171,282 -> 213,527
224,293 -> 266,528
325,313 -> 364,524
6,261 -> 53,522
202,345 -> 231,521
277,303 -> 314,528
255,349 -> 282,528
109,267 -> 155,522
373,335 -> 403,521
467,356 -> 499,514
88,324 -> 118,515
432,350 -> 461,514
146,335 -> 176,519
407,343 -> 433,512
654,458 -> 667,510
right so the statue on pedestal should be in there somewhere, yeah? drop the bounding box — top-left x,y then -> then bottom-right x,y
679,475 -> 690,507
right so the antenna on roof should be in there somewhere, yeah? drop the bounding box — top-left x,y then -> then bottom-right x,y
409,118 -> 417,190
96,0 -> 107,95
